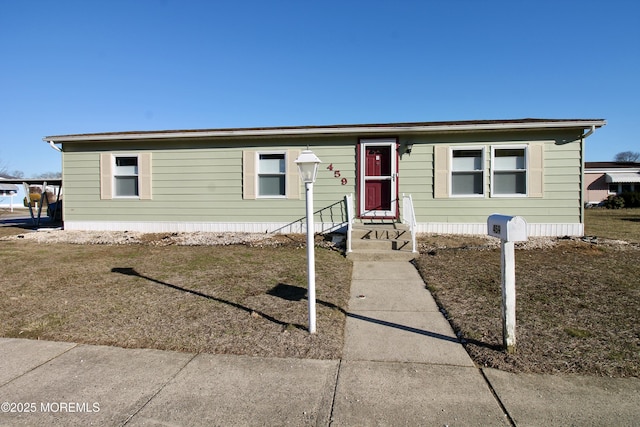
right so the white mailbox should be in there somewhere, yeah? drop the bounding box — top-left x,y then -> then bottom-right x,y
487,214 -> 528,242
487,214 -> 528,354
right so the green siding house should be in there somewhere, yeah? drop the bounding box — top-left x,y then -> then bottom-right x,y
45,118 -> 605,236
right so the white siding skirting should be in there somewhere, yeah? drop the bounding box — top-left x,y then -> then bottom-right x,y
416,222 -> 584,237
65,220 -> 583,237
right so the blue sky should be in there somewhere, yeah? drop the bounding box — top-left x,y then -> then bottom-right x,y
1,0 -> 638,177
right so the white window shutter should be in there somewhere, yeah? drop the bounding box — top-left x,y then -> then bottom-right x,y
528,143 -> 544,198
434,145 -> 449,198
287,149 -> 301,199
100,153 -> 113,200
139,153 -> 152,200
243,151 -> 256,199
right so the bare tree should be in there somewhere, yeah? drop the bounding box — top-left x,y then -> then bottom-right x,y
36,171 -> 62,179
614,151 -> 640,162
0,161 -> 24,179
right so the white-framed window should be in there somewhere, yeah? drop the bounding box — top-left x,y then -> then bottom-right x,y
450,147 -> 484,196
113,156 -> 139,197
492,147 -> 527,196
99,152 -> 152,200
435,143 -> 542,199
257,152 -> 286,197
242,149 -> 300,200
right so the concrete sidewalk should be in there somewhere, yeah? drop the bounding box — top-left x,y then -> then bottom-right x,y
335,260 -> 509,425
1,260 -> 638,426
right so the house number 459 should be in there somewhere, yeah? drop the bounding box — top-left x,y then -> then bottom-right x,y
327,164 -> 347,185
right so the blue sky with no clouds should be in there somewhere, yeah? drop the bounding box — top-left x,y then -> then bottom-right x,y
1,0 -> 638,177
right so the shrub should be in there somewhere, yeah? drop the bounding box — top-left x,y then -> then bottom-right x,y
620,192 -> 640,208
603,195 -> 625,209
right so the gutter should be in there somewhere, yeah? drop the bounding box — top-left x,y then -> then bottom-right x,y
581,125 -> 596,139
43,119 -> 607,143
48,140 -> 63,152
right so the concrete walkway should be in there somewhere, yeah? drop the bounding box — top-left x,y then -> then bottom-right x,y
1,260 -> 639,426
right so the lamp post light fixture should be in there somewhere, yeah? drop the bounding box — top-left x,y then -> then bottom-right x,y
295,149 -> 322,333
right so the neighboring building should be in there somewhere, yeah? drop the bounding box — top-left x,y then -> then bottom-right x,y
44,118 -> 605,236
0,175 -> 20,210
584,161 -> 640,206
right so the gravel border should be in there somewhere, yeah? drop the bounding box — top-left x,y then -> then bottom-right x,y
2,228 -> 635,251
1,229 -> 288,246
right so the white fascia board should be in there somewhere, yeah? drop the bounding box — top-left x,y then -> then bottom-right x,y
44,120 -> 606,143
586,167 -> 640,173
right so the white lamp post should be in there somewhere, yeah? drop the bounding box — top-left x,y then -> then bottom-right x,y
295,149 -> 322,333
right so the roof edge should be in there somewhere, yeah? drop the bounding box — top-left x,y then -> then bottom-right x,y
44,118 -> 607,143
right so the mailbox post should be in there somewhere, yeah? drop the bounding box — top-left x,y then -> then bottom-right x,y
487,214 -> 527,354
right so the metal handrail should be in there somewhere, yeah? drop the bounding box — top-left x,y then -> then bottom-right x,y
402,193 -> 418,253
345,194 -> 355,253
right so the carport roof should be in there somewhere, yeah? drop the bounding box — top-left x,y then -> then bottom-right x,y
0,183 -> 18,192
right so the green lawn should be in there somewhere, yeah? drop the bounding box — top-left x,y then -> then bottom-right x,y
584,208 -> 640,243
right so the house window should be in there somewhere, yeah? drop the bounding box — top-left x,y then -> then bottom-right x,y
609,183 -> 640,194
258,153 -> 286,197
451,149 -> 484,196
492,148 -> 527,196
114,156 -> 139,197
100,152 -> 151,200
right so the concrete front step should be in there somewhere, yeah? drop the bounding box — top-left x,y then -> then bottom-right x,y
347,223 -> 416,260
352,228 -> 409,240
346,249 -> 417,262
349,223 -> 415,258
351,238 -> 413,251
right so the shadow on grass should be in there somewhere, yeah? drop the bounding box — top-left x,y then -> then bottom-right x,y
268,283 -> 465,345
112,269 -> 488,347
460,338 -> 505,352
267,283 -> 308,301
622,217 -> 640,222
111,267 -> 307,331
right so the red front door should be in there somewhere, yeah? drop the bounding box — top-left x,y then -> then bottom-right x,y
365,146 -> 392,211
358,138 -> 398,218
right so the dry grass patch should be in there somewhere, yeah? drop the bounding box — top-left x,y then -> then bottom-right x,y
415,239 -> 639,377
0,237 -> 351,359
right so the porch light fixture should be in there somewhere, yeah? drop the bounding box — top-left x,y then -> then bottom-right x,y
294,149 -> 322,333
295,149 -> 322,183
405,142 -> 414,154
